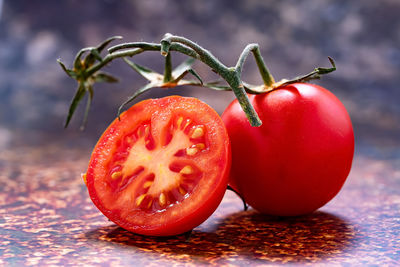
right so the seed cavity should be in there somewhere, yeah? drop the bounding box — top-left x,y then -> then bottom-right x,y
191,127 -> 204,139
180,165 -> 194,175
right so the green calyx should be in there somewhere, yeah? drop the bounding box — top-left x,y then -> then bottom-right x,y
58,33 -> 336,129
58,36 -> 122,129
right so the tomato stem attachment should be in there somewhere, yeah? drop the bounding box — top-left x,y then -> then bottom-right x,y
227,185 -> 248,211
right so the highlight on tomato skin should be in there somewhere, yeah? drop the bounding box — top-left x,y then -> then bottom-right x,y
84,96 -> 231,236
222,83 -> 354,216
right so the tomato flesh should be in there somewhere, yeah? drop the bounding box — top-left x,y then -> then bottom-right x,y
222,83 -> 354,216
86,96 -> 231,236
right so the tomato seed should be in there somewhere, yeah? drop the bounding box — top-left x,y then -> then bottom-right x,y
143,181 -> 153,188
176,117 -> 183,129
111,171 -> 122,180
182,119 -> 192,131
144,125 -> 150,136
159,192 -> 167,206
186,147 -> 198,156
178,186 -> 186,196
191,127 -> 204,139
180,165 -> 194,175
136,194 -> 146,206
196,143 -> 205,150
137,127 -> 144,137
109,165 -> 122,175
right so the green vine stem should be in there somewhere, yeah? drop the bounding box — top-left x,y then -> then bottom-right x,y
58,34 -> 336,129
87,42 -> 199,77
278,56 -> 336,86
235,43 -> 275,87
163,52 -> 173,83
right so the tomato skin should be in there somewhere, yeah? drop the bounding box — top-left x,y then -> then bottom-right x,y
86,96 -> 231,236
222,83 -> 354,216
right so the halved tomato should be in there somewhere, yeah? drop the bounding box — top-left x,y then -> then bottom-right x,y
85,96 -> 231,236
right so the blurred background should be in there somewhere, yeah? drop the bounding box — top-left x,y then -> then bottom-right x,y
0,0 -> 399,161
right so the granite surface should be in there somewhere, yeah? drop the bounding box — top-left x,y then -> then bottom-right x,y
0,144 -> 399,266
0,0 -> 399,266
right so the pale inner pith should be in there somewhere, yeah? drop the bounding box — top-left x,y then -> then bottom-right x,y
109,117 -> 207,212
123,130 -> 191,193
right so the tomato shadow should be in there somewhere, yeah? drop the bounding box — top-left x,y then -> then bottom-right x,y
84,210 -> 358,264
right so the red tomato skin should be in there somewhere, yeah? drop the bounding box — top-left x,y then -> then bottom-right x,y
86,96 -> 231,236
222,83 -> 354,216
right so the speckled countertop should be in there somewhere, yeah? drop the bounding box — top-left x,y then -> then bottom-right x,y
1,0 -> 400,266
0,144 -> 399,266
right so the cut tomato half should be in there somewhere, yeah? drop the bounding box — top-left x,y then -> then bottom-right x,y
85,96 -> 231,236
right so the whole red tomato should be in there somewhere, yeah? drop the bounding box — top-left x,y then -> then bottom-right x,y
222,83 -> 354,216
86,96 -> 231,236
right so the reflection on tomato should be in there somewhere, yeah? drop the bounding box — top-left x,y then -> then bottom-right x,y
85,96 -> 231,236
222,83 -> 354,216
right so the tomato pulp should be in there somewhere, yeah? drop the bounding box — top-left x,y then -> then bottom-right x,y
222,83 -> 354,216
85,96 -> 231,236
